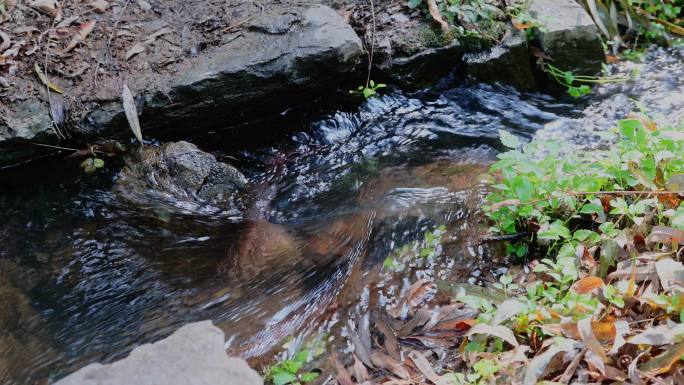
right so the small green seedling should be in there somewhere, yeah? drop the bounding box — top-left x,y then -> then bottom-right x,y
265,350 -> 319,385
350,80 -> 386,99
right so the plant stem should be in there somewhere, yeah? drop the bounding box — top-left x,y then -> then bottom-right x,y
366,0 -> 376,88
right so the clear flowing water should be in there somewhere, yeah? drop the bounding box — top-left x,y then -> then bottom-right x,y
0,46 -> 682,384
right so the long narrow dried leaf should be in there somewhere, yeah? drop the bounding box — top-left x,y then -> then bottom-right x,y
654,257 -> 684,292
408,350 -> 442,385
371,351 -> 409,380
585,0 -> 610,38
639,341 -> 684,375
332,352 -> 354,385
491,298 -> 525,325
33,62 -> 63,93
558,347 -> 587,384
64,20 -> 96,53
375,314 -> 401,360
647,226 -> 684,244
524,338 -> 579,385
578,318 -> 608,363
122,84 -> 143,144
628,323 -> 684,346
541,322 -> 616,341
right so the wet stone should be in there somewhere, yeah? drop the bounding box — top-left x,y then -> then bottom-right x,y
528,0 -> 605,77
464,26 -> 536,90
54,321 -> 263,385
115,141 -> 247,212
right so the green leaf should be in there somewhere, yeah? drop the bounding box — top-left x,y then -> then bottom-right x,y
579,202 -> 603,214
273,371 -> 298,385
573,229 -> 596,242
567,86 -> 581,98
538,221 -> 571,240
563,71 -> 574,85
300,372 -> 319,382
599,239 -> 619,277
362,88 -> 374,98
671,207 -> 684,230
407,0 -> 422,8
499,130 -> 520,149
617,119 -> 648,148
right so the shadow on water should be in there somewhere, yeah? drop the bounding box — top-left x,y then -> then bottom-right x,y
1,46 -> 683,384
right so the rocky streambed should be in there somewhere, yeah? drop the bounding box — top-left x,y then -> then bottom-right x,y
1,0 -> 683,384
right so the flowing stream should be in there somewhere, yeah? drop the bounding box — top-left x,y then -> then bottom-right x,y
0,46 -> 682,384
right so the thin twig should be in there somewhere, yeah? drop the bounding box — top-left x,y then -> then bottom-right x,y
365,0 -> 376,88
21,141 -> 82,152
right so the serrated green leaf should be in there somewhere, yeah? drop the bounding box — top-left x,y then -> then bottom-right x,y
499,130 -> 520,149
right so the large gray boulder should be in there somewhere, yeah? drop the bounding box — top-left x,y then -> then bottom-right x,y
0,4 -> 362,168
529,0 -> 605,77
137,5 -> 363,128
54,321 -> 263,385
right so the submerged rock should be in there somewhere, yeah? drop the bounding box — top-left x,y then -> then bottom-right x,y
116,141 -> 246,212
528,0 -> 605,78
54,321 -> 263,385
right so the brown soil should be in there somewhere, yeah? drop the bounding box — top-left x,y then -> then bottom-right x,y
0,0 -> 436,127
3,0 -> 504,131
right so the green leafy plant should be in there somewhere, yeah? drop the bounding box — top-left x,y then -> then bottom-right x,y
485,116 -> 684,260
492,274 -> 519,297
264,350 -> 319,385
543,63 -> 629,97
80,157 -> 105,174
350,80 -> 386,99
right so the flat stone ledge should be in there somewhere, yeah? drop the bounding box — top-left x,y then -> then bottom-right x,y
54,321 -> 263,385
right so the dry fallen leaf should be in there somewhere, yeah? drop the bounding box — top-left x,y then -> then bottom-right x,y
122,84 -> 143,144
578,318 -> 608,363
647,226 -> 684,244
654,257 -> 684,292
90,0 -> 109,13
628,322 -> 684,346
466,323 -> 519,347
542,322 -> 616,342
524,338 -> 580,385
640,341 -> 684,375
408,350 -> 452,385
34,62 -> 64,93
29,0 -> 59,17
125,42 -> 147,60
125,27 -> 171,60
332,352 -> 354,385
64,20 -> 96,53
571,276 -> 604,294
370,351 -> 409,380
